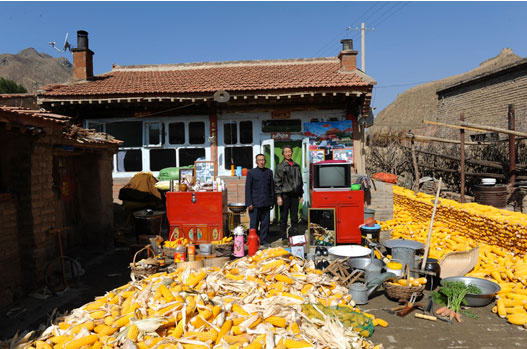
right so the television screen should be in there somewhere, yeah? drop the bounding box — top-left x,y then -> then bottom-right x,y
318,166 -> 347,188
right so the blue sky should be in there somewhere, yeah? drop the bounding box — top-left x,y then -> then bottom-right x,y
2,1 -> 527,113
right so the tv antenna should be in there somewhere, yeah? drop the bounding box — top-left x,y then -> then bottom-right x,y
49,33 -> 72,53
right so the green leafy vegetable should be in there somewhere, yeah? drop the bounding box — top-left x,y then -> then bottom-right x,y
433,281 -> 482,313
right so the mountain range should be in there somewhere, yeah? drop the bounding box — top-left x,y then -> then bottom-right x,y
0,48 -> 72,93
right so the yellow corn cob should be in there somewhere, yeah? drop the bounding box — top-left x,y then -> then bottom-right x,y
232,304 -> 249,316
190,315 -> 208,329
92,341 -> 103,349
280,292 -> 303,301
158,284 -> 175,302
215,320 -> 232,345
186,270 -> 207,287
125,324 -> 139,342
245,334 -> 265,349
223,335 -> 249,344
104,316 -> 115,326
181,344 -> 208,349
170,319 -> 184,339
226,273 -> 244,281
35,341 -> 53,349
186,295 -> 197,315
497,296 -> 507,318
71,321 -> 95,334
49,335 -> 73,344
84,300 -> 104,311
264,316 -> 287,328
289,322 -> 300,335
212,305 -> 222,318
90,310 -> 106,320
507,313 -> 527,325
263,248 -> 289,259
373,318 -> 388,327
112,313 -> 133,328
232,325 -> 245,335
183,330 -> 218,342
275,274 -> 294,285
64,334 -> 99,349
232,317 -> 246,326
95,324 -> 118,336
261,260 -> 285,272
249,317 -> 262,329
284,339 -> 313,348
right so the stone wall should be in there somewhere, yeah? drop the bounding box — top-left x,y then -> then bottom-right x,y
437,65 -> 527,139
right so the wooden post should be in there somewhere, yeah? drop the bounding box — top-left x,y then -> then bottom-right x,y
509,104 -> 516,186
410,132 -> 420,191
460,113 -> 465,203
421,177 -> 442,271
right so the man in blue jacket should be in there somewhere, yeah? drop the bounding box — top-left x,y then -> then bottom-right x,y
245,154 -> 275,246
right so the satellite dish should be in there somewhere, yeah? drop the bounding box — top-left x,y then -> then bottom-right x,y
49,33 -> 72,53
213,90 -> 230,103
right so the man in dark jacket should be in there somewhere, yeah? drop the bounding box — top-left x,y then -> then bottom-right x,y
245,154 -> 275,246
274,145 -> 303,243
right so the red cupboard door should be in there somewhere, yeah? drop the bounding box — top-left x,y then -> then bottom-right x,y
336,205 -> 363,244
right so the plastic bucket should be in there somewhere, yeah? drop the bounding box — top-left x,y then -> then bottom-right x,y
364,208 -> 375,221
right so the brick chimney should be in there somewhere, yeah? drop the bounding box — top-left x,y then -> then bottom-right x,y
71,30 -> 94,81
338,39 -> 358,72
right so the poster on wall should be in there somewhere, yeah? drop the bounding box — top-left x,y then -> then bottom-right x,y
310,149 -> 325,163
303,120 -> 353,140
332,148 -> 353,162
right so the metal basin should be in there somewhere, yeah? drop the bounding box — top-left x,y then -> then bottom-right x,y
441,276 -> 501,307
348,257 -> 385,271
383,239 -> 424,250
228,203 -> 247,213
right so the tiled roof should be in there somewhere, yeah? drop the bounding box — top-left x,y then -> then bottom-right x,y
40,58 -> 374,98
0,106 -> 121,146
0,106 -> 71,125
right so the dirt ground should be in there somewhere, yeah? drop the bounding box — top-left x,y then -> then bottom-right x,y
1,220 -> 526,348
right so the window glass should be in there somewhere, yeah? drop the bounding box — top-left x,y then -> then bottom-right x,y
223,122 -> 237,145
106,121 -> 142,147
261,119 -> 302,133
189,122 -> 205,144
224,146 -> 253,170
179,148 -> 206,166
116,149 -> 142,172
150,149 -> 176,171
169,122 -> 185,144
147,123 -> 162,145
239,121 -> 253,144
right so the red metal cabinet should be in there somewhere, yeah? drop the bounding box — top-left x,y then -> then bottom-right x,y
166,191 -> 227,243
311,190 -> 364,244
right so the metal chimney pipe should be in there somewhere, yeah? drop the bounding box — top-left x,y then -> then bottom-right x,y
77,30 -> 89,50
341,39 -> 354,51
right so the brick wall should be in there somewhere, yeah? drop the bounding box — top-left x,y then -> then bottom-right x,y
221,176 -> 250,226
437,66 -> 527,139
113,177 -> 131,204
0,194 -> 22,307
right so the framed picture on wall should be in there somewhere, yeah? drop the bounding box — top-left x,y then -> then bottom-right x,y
332,148 -> 353,162
307,208 -> 336,248
194,161 -> 216,185
310,149 -> 325,164
179,168 -> 194,186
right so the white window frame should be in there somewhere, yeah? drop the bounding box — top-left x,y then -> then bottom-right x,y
84,117 -> 210,178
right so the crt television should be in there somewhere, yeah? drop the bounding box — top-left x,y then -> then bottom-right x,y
311,160 -> 352,190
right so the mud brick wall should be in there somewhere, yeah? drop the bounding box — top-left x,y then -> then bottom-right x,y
0,194 -> 22,307
28,141 -> 58,287
437,64 -> 527,139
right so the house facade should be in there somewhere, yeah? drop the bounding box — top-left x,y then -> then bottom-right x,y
38,31 -> 376,206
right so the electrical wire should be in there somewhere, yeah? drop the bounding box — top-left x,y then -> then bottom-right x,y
370,2 -> 411,28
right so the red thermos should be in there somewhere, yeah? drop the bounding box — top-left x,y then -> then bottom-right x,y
247,229 -> 260,256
